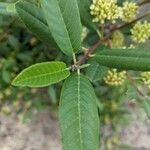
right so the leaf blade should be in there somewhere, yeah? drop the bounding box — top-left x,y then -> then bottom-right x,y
59,73 -> 99,150
12,61 -> 70,87
94,49 -> 150,71
15,1 -> 58,48
41,0 -> 82,56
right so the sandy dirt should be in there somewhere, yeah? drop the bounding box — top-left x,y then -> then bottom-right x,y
0,111 -> 61,150
0,109 -> 150,150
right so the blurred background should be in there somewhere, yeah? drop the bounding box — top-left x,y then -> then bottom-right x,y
0,0 -> 150,150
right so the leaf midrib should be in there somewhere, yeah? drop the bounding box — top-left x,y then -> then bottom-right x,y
42,0 -> 74,55
77,74 -> 82,150
15,68 -> 68,84
57,0 -> 74,54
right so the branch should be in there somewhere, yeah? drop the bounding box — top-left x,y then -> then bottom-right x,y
76,12 -> 150,66
113,12 -> 150,31
77,39 -> 103,65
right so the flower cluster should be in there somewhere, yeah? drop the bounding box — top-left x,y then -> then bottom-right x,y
90,0 -> 138,24
111,30 -> 124,48
131,21 -> 150,43
104,69 -> 126,86
90,0 -> 121,24
121,2 -> 138,22
141,72 -> 150,89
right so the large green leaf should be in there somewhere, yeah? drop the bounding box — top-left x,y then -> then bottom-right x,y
41,0 -> 82,56
0,2 -> 17,16
59,73 -> 99,150
77,0 -> 96,30
15,1 -> 57,48
94,49 -> 150,71
12,61 -> 70,87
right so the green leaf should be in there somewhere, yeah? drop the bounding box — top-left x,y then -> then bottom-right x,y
59,73 -> 99,150
41,0 -> 82,56
12,61 -> 70,87
77,0 -> 96,30
15,1 -> 57,48
94,49 -> 150,71
0,2 -> 17,16
85,60 -> 108,82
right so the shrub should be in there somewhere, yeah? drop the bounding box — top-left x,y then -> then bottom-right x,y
0,0 -> 150,149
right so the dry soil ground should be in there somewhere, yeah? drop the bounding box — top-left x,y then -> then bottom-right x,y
0,108 -> 150,150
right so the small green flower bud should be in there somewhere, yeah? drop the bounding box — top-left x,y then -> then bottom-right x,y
90,0 -> 121,24
104,69 -> 126,86
131,21 -> 150,43
121,2 -> 138,22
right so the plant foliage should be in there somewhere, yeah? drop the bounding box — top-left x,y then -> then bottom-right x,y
12,61 -> 70,87
41,0 -> 82,56
59,74 -> 99,150
0,0 -> 149,149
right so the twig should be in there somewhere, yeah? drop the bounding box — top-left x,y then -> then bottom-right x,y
76,12 -> 150,66
114,12 -> 150,31
76,33 -> 113,66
